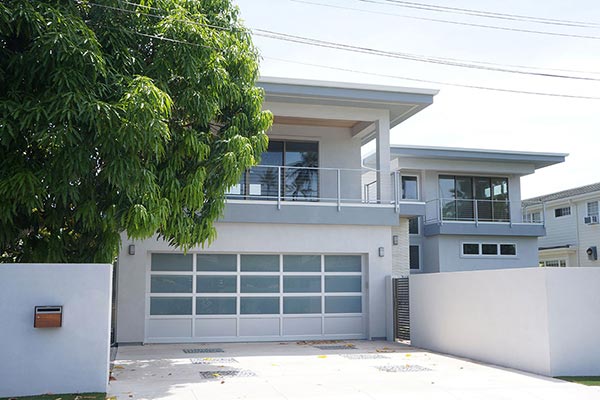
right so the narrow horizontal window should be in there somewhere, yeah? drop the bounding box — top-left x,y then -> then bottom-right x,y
462,243 -> 480,255
500,244 -> 517,256
554,207 -> 571,218
481,244 -> 498,255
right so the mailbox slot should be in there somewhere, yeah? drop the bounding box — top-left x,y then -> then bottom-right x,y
34,306 -> 63,328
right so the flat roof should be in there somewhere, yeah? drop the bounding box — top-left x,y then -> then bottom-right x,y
389,144 -> 567,169
257,77 -> 438,129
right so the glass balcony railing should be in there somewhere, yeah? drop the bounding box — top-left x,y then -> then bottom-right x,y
425,198 -> 518,224
226,165 -> 409,209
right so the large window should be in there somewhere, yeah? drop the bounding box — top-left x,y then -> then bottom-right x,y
230,140 -> 319,201
439,175 -> 509,222
402,176 -> 418,200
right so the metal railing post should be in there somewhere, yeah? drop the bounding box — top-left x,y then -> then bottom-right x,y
337,169 -> 341,211
393,171 -> 399,213
439,199 -> 443,225
277,166 -> 281,210
474,199 -> 479,226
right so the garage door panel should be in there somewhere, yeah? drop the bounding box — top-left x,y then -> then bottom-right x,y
282,317 -> 322,335
195,318 -> 237,337
240,317 -> 280,336
146,253 -> 366,342
324,316 -> 363,335
148,319 -> 192,338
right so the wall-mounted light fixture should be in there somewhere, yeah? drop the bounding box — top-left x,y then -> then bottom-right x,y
128,244 -> 136,255
378,247 -> 385,257
392,235 -> 399,245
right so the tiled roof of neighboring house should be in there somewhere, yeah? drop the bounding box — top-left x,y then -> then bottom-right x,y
523,182 -> 600,206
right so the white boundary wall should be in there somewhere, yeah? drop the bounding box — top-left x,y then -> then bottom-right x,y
0,264 -> 112,397
410,267 -> 600,377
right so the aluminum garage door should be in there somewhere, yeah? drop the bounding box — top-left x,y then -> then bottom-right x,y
145,253 -> 366,342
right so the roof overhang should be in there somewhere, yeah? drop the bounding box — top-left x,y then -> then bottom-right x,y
257,77 -> 438,129
388,145 -> 567,170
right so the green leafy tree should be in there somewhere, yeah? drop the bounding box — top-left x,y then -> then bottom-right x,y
0,0 -> 272,263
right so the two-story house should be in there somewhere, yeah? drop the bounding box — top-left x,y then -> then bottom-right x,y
364,145 -> 566,274
113,78 -> 565,345
522,182 -> 600,268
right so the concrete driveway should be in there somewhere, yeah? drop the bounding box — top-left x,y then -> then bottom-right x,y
108,341 -> 600,400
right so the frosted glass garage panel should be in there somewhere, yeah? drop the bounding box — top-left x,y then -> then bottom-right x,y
196,297 -> 236,315
283,297 -> 321,314
240,297 -> 280,314
324,255 -> 361,272
150,297 -> 192,315
325,276 -> 362,293
241,255 -> 279,272
283,276 -> 321,293
197,254 -> 237,272
151,275 -> 193,293
241,276 -> 279,293
283,255 -> 321,272
325,296 -> 362,313
151,253 -> 193,271
196,276 -> 237,293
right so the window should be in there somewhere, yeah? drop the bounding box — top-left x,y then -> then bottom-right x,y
233,140 -> 319,200
409,245 -> 420,270
462,243 -> 517,257
439,175 -> 509,222
402,176 -> 418,200
524,211 -> 542,223
554,207 -> 571,218
541,260 -> 567,268
408,217 -> 419,235
587,201 -> 599,217
462,243 -> 479,255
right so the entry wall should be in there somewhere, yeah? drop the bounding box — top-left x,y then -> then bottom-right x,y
410,268 -> 600,377
0,264 -> 112,398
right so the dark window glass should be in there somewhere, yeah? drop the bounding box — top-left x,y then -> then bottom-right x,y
463,243 -> 479,255
439,176 -> 457,220
285,141 -> 319,200
482,244 -> 498,255
439,176 -> 510,222
402,176 -> 418,199
455,177 -> 474,220
409,245 -> 420,270
500,244 -> 517,255
474,177 -> 492,221
408,217 -> 419,235
555,207 -> 571,217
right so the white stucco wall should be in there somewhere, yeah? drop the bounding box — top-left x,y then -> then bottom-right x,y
0,264 -> 112,398
116,222 -> 393,343
410,268 -> 600,376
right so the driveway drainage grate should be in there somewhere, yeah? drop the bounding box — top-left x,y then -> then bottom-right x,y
191,357 -> 238,364
340,354 -> 390,360
199,369 -> 256,379
376,365 -> 432,373
182,348 -> 225,354
313,345 -> 357,350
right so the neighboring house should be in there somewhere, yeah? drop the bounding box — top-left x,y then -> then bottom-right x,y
113,78 -> 565,344
364,145 -> 566,274
522,182 -> 600,268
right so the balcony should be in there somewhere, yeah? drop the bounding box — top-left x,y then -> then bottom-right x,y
221,166 -> 424,225
423,198 -> 546,237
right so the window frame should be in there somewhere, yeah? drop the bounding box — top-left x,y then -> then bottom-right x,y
401,175 -> 420,200
554,206 -> 571,218
587,201 -> 599,218
409,245 -> 421,270
460,242 -> 518,258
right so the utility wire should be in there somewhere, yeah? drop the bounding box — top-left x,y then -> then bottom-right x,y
254,29 -> 600,81
374,0 -> 600,28
264,56 -> 600,100
290,0 -> 600,41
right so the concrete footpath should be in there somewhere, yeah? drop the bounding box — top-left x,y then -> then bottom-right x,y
108,341 -> 600,400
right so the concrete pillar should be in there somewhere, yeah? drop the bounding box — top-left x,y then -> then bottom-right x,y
375,114 -> 391,204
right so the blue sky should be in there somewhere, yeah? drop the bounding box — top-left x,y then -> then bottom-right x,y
234,0 -> 600,198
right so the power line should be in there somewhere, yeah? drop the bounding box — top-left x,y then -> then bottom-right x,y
264,56 -> 600,100
374,0 -> 600,28
254,29 -> 600,81
290,0 -> 600,41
